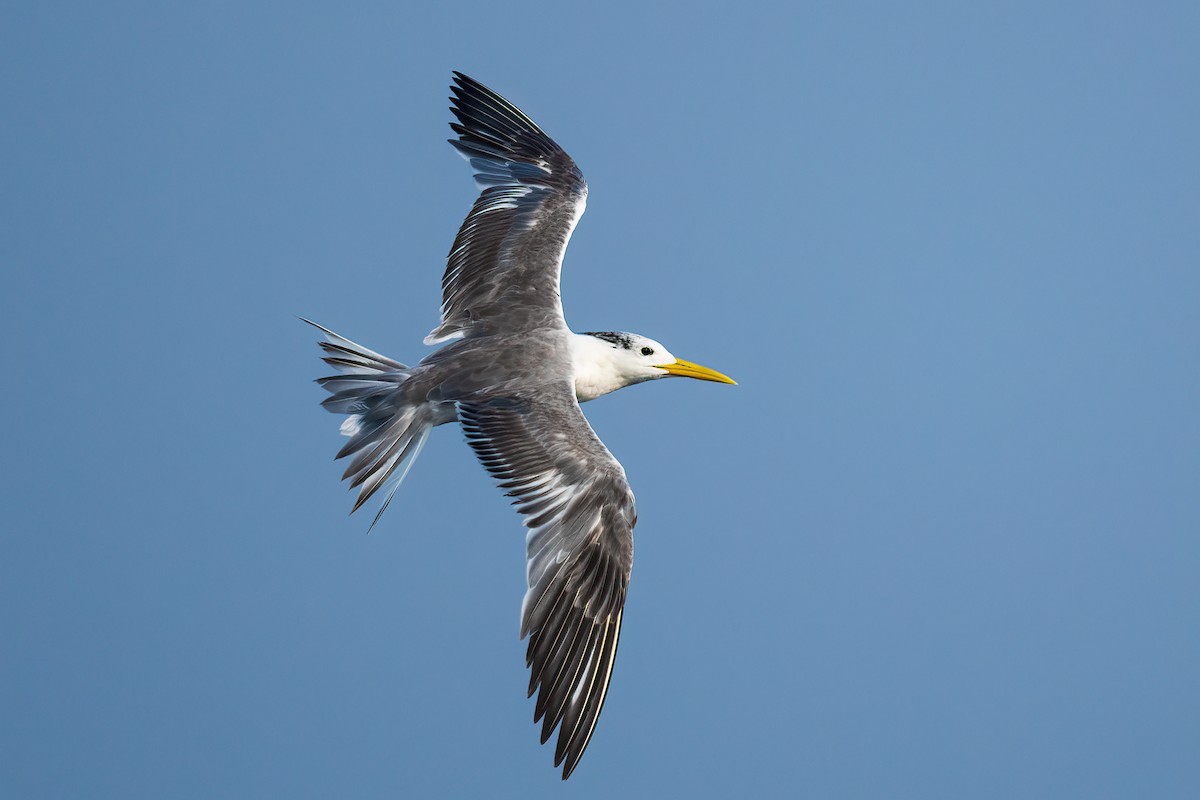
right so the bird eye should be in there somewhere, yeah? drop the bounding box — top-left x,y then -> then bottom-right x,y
640,346 -> 654,356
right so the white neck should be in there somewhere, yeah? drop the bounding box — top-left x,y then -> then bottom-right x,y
570,333 -> 639,402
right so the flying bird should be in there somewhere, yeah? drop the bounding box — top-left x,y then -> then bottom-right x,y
306,72 -> 735,779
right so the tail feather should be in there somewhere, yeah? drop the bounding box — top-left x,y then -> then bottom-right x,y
350,416 -> 425,506
348,416 -> 413,491
301,317 -> 407,372
335,417 -> 387,459
367,429 -> 428,533
304,318 -> 432,527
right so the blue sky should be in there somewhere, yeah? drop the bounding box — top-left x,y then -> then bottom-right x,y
3,2 -> 1198,798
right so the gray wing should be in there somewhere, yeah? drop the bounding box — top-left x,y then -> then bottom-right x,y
425,72 -> 588,345
458,384 -> 635,780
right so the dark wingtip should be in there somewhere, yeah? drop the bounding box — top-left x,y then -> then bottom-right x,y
556,747 -> 581,780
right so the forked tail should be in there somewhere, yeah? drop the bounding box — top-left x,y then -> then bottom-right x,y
303,319 -> 432,530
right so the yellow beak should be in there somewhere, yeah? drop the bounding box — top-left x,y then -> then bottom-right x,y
655,358 -> 737,385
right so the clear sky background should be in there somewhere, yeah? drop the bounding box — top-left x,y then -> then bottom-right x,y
3,2 -> 1198,798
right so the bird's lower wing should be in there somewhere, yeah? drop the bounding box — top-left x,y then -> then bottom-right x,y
458,385 -> 635,779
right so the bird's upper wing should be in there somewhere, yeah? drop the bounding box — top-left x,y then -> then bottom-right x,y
426,72 -> 588,345
458,384 -> 635,780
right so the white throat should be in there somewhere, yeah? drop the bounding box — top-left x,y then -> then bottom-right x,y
570,333 -> 642,402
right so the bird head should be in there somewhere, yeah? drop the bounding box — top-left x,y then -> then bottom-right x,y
581,331 -> 736,391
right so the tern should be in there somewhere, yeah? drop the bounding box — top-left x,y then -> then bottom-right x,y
306,72 -> 735,779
